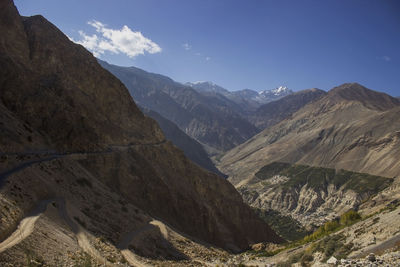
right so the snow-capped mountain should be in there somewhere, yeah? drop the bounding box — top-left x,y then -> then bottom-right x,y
186,81 -> 294,109
256,86 -> 293,103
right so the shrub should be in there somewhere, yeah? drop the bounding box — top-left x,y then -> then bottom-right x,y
340,210 -> 361,226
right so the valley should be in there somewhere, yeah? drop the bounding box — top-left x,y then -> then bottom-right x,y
1,0 -> 399,266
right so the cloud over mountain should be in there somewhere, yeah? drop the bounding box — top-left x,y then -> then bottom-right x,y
72,20 -> 161,58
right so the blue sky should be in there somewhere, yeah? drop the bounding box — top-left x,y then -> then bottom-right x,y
15,0 -> 400,96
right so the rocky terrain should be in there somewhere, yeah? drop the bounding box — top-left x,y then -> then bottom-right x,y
99,61 -> 259,153
238,162 -> 392,226
0,1 -> 282,265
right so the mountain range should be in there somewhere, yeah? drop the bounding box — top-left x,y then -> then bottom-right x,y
186,81 -> 293,114
1,0 -> 400,265
99,61 -> 259,154
220,83 -> 400,185
218,83 -> 400,240
0,1 -> 281,265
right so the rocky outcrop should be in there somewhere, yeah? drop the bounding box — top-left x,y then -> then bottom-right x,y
0,0 -> 281,259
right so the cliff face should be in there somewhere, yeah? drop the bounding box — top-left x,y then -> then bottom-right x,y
0,1 -> 281,262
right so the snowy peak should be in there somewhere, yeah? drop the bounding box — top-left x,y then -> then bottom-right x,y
259,86 -> 293,97
255,86 -> 293,104
186,81 -> 294,109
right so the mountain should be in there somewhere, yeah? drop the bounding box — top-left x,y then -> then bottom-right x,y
220,83 -> 400,185
257,86 -> 293,103
0,1 -> 281,265
141,107 -> 226,177
218,83 -> 400,228
100,61 -> 259,153
249,88 -> 327,129
187,81 -> 294,114
185,81 -> 230,95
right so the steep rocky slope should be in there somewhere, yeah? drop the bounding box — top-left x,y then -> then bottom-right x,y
249,88 -> 326,130
219,83 -> 400,187
141,107 -> 226,177
0,1 -> 281,265
240,162 -> 392,226
99,61 -> 259,153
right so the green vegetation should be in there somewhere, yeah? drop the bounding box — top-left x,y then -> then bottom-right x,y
255,162 -> 291,180
278,234 -> 353,266
308,234 -> 353,261
255,162 -> 392,194
251,209 -> 361,261
303,210 -> 361,243
253,208 -> 310,241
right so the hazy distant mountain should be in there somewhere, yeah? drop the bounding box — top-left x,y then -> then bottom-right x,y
100,61 -> 259,153
141,107 -> 226,177
249,88 -> 327,130
187,81 -> 294,113
185,81 -> 230,95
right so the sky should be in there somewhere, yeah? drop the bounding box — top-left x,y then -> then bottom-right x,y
14,0 -> 400,96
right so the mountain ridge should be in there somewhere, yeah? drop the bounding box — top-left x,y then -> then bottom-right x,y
187,81 -> 294,113
0,2 -> 281,265
219,83 -> 400,186
100,60 -> 259,153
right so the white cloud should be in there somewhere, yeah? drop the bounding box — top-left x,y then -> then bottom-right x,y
205,56 -> 211,61
194,52 -> 201,56
182,43 -> 191,50
72,20 -> 161,58
378,55 -> 391,62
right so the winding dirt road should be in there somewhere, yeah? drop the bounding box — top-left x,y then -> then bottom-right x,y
0,198 -> 112,265
0,199 -> 53,253
117,219 -> 169,267
0,140 -> 168,265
